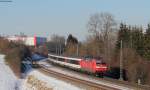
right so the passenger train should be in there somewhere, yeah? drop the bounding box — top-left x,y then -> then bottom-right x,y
48,54 -> 108,77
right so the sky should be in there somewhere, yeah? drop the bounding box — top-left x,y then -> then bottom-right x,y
0,0 -> 150,40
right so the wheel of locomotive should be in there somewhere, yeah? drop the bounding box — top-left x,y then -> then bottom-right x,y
96,72 -> 104,78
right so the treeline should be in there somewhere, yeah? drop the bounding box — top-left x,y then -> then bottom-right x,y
0,37 -> 31,77
114,23 -> 150,84
116,23 -> 150,60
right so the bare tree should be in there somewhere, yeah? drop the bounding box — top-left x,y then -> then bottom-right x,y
50,34 -> 65,44
47,34 -> 65,54
87,12 -> 117,66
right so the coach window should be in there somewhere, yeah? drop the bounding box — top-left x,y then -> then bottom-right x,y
58,58 -> 65,62
68,60 -> 79,65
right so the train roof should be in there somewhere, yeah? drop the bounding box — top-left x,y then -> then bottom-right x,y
48,54 -> 81,61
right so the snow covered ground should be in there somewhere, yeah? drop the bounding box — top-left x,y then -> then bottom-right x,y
22,70 -> 84,90
0,54 -> 20,90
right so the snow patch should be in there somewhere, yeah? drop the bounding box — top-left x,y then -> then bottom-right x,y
0,54 -> 20,90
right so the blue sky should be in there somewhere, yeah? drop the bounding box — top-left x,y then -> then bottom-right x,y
0,0 -> 150,40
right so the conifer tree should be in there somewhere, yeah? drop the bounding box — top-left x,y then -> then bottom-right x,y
143,24 -> 150,60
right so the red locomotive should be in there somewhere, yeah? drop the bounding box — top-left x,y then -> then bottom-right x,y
48,54 -> 108,77
80,56 -> 107,76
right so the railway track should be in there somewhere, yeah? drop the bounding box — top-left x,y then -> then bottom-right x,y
39,63 -> 139,90
40,65 -> 117,90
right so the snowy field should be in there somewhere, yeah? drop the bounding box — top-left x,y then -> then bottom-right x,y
0,54 -> 20,90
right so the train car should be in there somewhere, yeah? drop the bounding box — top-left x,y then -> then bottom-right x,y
48,54 -> 81,69
48,54 -> 108,77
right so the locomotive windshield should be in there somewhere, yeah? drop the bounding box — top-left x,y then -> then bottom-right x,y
83,55 -> 93,60
94,56 -> 105,64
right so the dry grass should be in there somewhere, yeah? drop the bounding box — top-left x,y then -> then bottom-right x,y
27,75 -> 53,90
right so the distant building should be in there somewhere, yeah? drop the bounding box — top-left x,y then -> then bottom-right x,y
6,35 -> 47,47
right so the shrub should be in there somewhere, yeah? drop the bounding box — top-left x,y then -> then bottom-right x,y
5,48 -> 21,77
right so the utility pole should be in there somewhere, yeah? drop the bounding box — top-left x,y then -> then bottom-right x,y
120,40 -> 123,81
76,44 -> 79,56
130,29 -> 132,48
56,45 -> 57,55
59,44 -> 61,55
